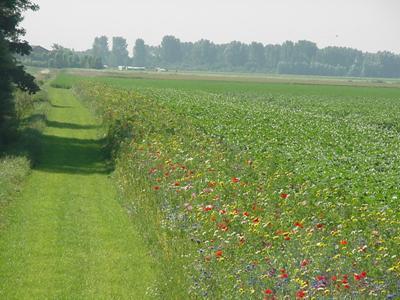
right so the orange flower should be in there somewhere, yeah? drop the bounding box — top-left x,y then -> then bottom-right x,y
215,250 -> 223,258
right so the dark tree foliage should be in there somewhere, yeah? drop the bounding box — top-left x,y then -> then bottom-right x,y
91,36 -> 109,65
191,39 -> 217,68
224,41 -> 248,68
110,37 -> 129,67
1,0 -> 40,145
249,42 -> 265,70
133,38 -> 146,67
161,35 -> 182,65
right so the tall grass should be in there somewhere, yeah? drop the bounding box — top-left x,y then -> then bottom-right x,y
0,85 -> 49,228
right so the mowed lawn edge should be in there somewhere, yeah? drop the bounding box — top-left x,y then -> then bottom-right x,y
0,86 -> 159,299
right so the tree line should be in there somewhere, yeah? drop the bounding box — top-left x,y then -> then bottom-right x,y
24,35 -> 400,78
20,44 -> 104,69
94,36 -> 400,78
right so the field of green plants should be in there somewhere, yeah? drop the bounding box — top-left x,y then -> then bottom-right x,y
54,73 -> 400,299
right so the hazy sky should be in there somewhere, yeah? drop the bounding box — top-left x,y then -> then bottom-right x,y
22,0 -> 400,54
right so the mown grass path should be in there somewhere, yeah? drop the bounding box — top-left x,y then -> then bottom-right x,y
0,88 -> 156,299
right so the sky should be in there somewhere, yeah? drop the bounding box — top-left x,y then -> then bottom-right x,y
22,0 -> 400,54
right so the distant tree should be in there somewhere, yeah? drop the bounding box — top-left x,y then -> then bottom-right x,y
93,57 -> 103,69
224,41 -> 248,68
109,37 -> 129,67
293,40 -> 318,64
377,51 -> 400,78
180,42 -> 194,67
133,38 -> 147,67
249,42 -> 265,69
92,36 -> 109,65
280,41 -> 294,63
316,46 -> 362,68
264,44 -> 281,70
72,53 -> 81,68
191,39 -> 217,67
0,0 -> 39,143
161,35 -> 182,65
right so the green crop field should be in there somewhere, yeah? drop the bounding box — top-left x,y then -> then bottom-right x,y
2,70 -> 400,299
51,71 -> 400,298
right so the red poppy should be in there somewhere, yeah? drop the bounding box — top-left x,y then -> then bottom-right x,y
354,273 -> 362,281
294,221 -> 303,228
280,193 -> 289,199
253,217 -> 260,224
243,211 -> 250,217
296,290 -> 306,298
264,289 -> 273,295
231,177 -> 240,183
316,223 -> 324,229
300,259 -> 309,267
215,250 -> 223,258
174,182 -> 180,186
360,271 -> 367,278
219,209 -> 227,215
340,240 -> 348,245
280,273 -> 288,279
153,186 -> 160,191
203,205 -> 214,212
331,275 -> 337,281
